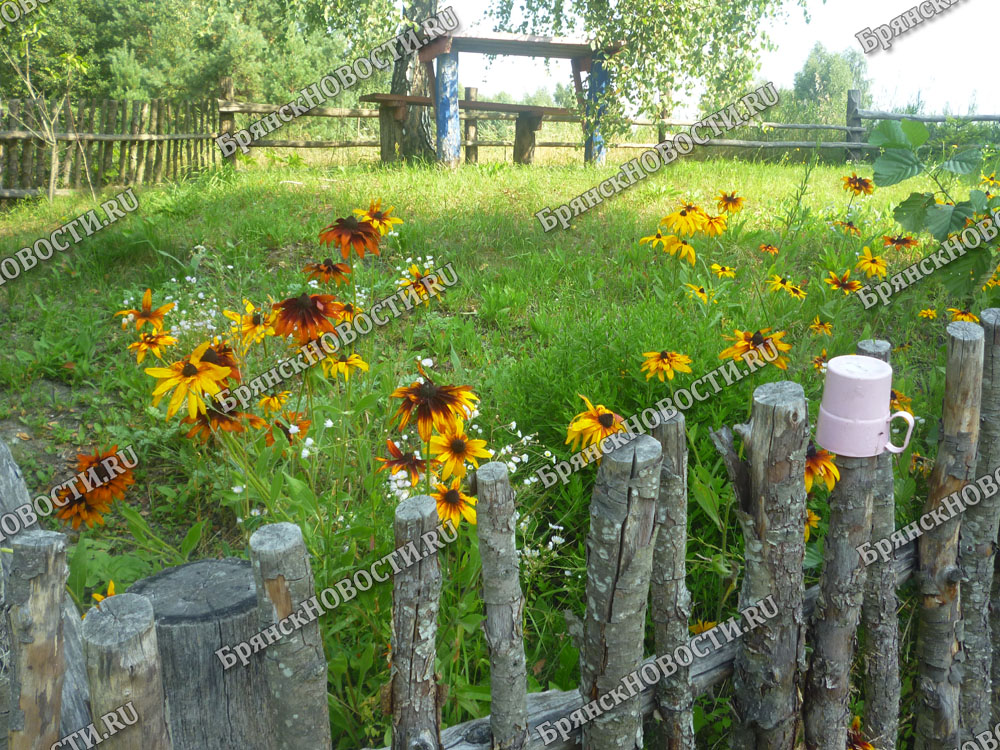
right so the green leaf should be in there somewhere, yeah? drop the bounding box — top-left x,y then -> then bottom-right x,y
691,478 -> 722,532
67,537 -> 89,604
925,202 -> 975,241
868,120 -> 909,149
180,521 -> 206,560
939,247 -> 995,297
352,392 -> 379,415
970,190 -> 989,214
893,192 -> 936,233
874,150 -> 924,187
900,119 -> 930,148
118,505 -> 152,544
939,149 -> 982,175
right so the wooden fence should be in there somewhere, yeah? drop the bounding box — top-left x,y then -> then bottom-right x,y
0,97 -> 219,199
3,315 -> 1000,748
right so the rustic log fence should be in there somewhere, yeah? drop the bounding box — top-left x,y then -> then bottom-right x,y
5,317 -> 1000,748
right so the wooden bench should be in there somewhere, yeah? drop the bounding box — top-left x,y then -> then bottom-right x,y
359,93 -> 572,165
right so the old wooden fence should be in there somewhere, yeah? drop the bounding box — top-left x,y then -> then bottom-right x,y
3,313 -> 1000,748
0,97 -> 219,199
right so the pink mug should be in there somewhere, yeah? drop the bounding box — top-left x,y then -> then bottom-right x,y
815,355 -> 915,458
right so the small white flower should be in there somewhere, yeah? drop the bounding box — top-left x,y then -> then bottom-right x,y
250,508 -> 262,517
509,421 -> 517,430
487,448 -> 495,456
421,357 -> 434,367
551,535 -> 565,544
227,264 -> 234,270
197,292 -> 204,299
301,448 -> 310,459
523,479 -> 531,485
308,279 -> 319,288
288,425 -> 300,435
520,453 -> 529,462
325,419 -> 334,428
544,450 -> 552,457
304,437 -> 314,447
232,485 -> 244,494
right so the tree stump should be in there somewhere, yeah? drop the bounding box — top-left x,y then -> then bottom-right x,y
580,434 -> 662,750
513,113 -> 542,165
81,593 -> 172,749
128,559 -> 275,749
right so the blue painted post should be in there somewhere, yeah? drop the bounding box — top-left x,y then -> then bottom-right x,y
585,54 -> 609,165
435,51 -> 461,168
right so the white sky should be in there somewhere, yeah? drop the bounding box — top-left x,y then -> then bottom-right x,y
451,0 -> 996,117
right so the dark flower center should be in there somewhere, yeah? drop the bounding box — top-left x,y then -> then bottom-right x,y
751,331 -> 765,347
450,438 -> 467,454
181,362 -> 199,377
252,313 -> 263,326
340,216 -> 361,231
294,293 -> 314,310
417,382 -> 439,400
323,258 -> 335,268
444,489 -> 462,506
598,412 -> 615,428
679,210 -> 687,217
660,350 -> 671,360
806,443 -> 817,458
201,348 -> 221,365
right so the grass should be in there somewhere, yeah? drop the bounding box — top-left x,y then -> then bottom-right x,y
0,154 -> 995,747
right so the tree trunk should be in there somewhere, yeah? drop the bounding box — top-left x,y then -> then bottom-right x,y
391,1 -> 438,161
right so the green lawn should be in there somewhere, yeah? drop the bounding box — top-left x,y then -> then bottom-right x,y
0,156 -> 993,746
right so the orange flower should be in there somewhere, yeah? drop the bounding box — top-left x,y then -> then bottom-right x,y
272,293 -> 338,344
319,215 -> 381,261
204,338 -> 241,383
264,412 -> 312,447
55,446 -> 135,529
824,270 -> 862,295
759,243 -> 779,255
390,364 -> 479,442
115,288 -> 175,331
376,439 -> 435,487
303,258 -> 351,285
181,398 -> 265,442
353,199 -> 403,235
882,235 -> 919,250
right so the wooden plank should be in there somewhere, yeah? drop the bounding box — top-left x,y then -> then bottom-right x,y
0,130 -> 236,141
464,87 -> 478,164
127,100 -> 142,184
143,100 -> 157,182
4,100 -> 19,191
360,93 -> 573,118
134,100 -> 150,184
152,98 -> 165,183
33,98 -> 49,191
95,100 -> 110,187
169,102 -> 178,180
116,100 -> 129,185
434,51 -> 461,168
858,109 -> 1000,123
18,99 -> 34,190
447,31 -> 619,59
72,99 -> 92,189
219,78 -> 235,166
98,99 -> 115,187
184,102 -> 192,173
250,139 -> 379,148
513,113 -> 542,164
60,97 -> 74,188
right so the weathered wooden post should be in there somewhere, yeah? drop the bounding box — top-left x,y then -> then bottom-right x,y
916,321 -> 983,749
962,310 -> 1000,735
513,113 -> 542,165
81,593 -> 172,749
649,409 -> 693,750
0,441 -> 91,745
391,495 -> 443,750
7,530 -> 68,750
729,382 -> 808,749
249,523 -> 332,750
128,558 -> 276,749
464,87 -> 478,165
856,339 -> 900,750
580,434 -> 661,749
379,103 -> 404,164
804,450 -> 877,746
846,90 -> 863,163
584,53 -> 608,166
219,77 -> 235,166
475,463 -> 528,750
434,51 -> 461,168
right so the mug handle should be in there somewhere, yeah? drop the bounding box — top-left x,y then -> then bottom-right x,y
885,411 -> 915,454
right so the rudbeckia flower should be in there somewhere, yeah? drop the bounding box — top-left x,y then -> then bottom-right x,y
661,203 -> 707,236
663,236 -> 696,265
690,619 -> 718,634
259,391 -> 290,413
684,283 -> 714,304
264,412 -> 312,447
786,284 -> 807,300
805,443 -> 839,492
982,173 -> 1000,189
429,419 -> 491,479
223,299 -> 275,350
329,301 -> 361,324
824,270 -> 862,295
701,214 -> 728,237
181,397 -> 265,442
641,350 -> 693,382
272,293 -> 338,344
115,289 -> 175,332
804,509 -> 821,541
566,394 -> 624,452
883,235 -> 918,250
716,191 -> 744,214
55,446 -> 135,529
432,477 -> 477,527
759,243 -> 779,255
918,308 -> 937,319
910,452 -> 933,478
766,275 -> 792,294
390,363 -> 480,442
842,173 -> 875,196
812,349 -> 828,372
809,316 -> 832,336
84,581 -> 117,618
639,229 -> 672,250
321,352 -> 369,381
353,199 -> 403,235
890,389 -> 912,413
145,342 -> 231,419
303,258 -> 352,286
719,328 -> 792,370
397,264 -> 440,306
204,338 -> 241,383
856,247 -> 887,278
710,263 -> 736,279
948,308 -> 979,322
319,215 -> 381,260
847,716 -> 875,750
127,330 -> 177,363
377,439 -> 434,487
833,220 -> 861,236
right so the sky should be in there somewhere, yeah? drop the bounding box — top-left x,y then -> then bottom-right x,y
451,0 -> 997,117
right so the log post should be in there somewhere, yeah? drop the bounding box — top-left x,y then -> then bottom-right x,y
846,90 -> 863,163
803,454 -> 877,749
917,321 -> 983,749
475,463 -> 528,750
513,113 -> 542,166
128,558 -> 276,749
649,409 -> 693,749
962,310 -> 1000,734
584,54 -> 608,166
434,52 -> 461,168
392,495 -> 443,750
464,87 -> 478,164
580,434 -> 662,749
219,78 -> 235,166
6,530 -> 68,750
731,382 -> 808,749
81,593 -> 172,749
856,339 -> 900,750
249,523 -> 332,750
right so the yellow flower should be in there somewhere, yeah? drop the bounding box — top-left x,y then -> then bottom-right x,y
856,247 -> 887,279
701,214 -> 728,237
890,389 -> 912,414
766,275 -> 792,293
321,353 -> 369,381
805,444 -> 839,493
640,350 -> 693,382
684,283 -> 714,305
661,203 -> 707,236
639,229 -> 672,250
812,349 -> 828,371
660,235 -> 696,265
716,191 -> 744,214
566,394 -> 624,452
824,270 -> 862,295
710,263 -> 736,279
804,509 -> 820,541
92,580 -> 116,605
809,316 -> 832,336
842,173 -> 874,196
918,308 -> 937,320
115,288 -> 175,332
127,330 -> 177,363
948,308 -> 979,322
719,328 -> 792,370
353,199 -> 403,235
432,477 -> 476,527
259,391 -> 290,413
690,619 -> 718,634
223,299 -> 276,350
429,419 -> 491,479
145,342 -> 231,420
758,243 -> 779,255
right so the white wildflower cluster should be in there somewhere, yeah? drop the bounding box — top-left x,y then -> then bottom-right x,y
158,274 -> 225,334
395,254 -> 435,275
